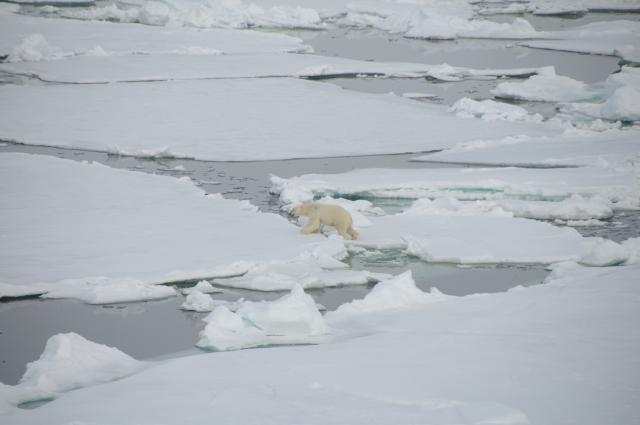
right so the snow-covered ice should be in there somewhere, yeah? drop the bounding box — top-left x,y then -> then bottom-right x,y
412,129 -> 640,168
197,285 -> 330,351
0,51 -> 548,83
3,262 -> 639,424
2,333 -> 142,407
0,78 -> 556,161
0,10 -> 309,58
0,153 -> 330,298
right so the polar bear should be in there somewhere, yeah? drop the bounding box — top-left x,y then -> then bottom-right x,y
293,203 -> 359,240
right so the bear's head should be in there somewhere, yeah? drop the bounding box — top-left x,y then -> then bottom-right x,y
292,203 -> 316,217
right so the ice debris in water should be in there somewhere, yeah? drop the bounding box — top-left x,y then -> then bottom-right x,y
2,333 -> 142,406
180,280 -> 223,295
196,285 -> 330,351
450,98 -> 543,123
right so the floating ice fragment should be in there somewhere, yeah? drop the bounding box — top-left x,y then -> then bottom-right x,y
329,271 -> 445,318
12,333 -> 142,404
197,285 -> 329,351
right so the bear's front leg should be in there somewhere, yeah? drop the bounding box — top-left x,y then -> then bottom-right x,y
301,216 -> 321,234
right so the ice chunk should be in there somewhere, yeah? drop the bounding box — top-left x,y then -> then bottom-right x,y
197,285 -> 329,350
13,333 -> 141,403
598,86 -> 640,122
180,290 -> 222,312
450,98 -> 543,123
580,238 -> 629,267
329,271 -> 446,318
181,280 -> 223,295
0,78 -> 556,161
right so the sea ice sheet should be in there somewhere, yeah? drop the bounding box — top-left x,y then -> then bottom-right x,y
0,78 -> 556,161
0,10 -> 309,58
412,129 -> 640,168
0,51 -> 546,83
0,153 -> 328,298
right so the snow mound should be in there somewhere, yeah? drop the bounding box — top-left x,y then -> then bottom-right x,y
329,271 -> 446,318
14,333 -> 142,403
197,285 -> 330,351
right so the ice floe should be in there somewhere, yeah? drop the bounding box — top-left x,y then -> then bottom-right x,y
180,280 -> 223,295
0,10 -> 309,58
412,129 -> 640,168
0,51 -> 548,83
271,166 -> 639,212
196,285 -> 330,351
520,20 -> 640,64
3,262 -> 639,424
0,78 -> 555,161
2,333 -> 142,407
0,153 -> 330,298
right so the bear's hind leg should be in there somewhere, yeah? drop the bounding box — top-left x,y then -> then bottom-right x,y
347,227 -> 359,240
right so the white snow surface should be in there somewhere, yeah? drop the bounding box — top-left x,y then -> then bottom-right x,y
0,51 -> 546,83
0,11 -> 309,58
197,285 -> 330,350
412,129 -> 640,168
3,263 -> 639,424
0,78 -> 555,161
492,67 -> 595,102
2,333 -> 142,406
0,153 -> 331,298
